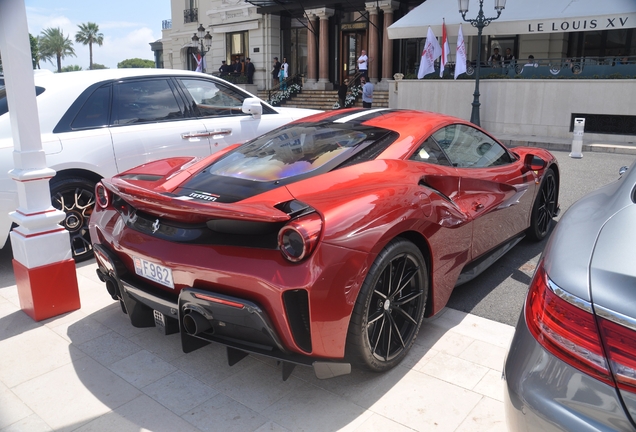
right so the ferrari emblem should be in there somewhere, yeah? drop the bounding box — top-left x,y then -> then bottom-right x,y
152,219 -> 160,234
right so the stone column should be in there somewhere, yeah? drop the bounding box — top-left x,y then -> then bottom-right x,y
305,14 -> 318,86
378,1 -> 400,90
365,3 -> 380,83
317,8 -> 334,89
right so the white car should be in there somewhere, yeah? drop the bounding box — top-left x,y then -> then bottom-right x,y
0,69 -> 319,260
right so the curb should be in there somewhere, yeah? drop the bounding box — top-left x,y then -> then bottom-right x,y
502,140 -> 636,156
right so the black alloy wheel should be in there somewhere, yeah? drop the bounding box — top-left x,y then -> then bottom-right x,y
346,239 -> 428,372
527,169 -> 557,241
50,177 -> 96,262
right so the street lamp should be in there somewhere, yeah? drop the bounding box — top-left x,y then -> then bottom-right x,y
459,0 -> 506,126
192,23 -> 213,72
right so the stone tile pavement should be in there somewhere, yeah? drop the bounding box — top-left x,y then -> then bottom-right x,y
0,259 -> 515,431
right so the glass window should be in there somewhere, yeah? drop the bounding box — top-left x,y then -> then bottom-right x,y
180,78 -> 246,117
207,124 -> 389,181
432,124 -> 512,168
71,86 -> 110,129
226,31 -> 248,64
113,79 -> 183,125
410,137 -> 452,166
0,86 -> 45,117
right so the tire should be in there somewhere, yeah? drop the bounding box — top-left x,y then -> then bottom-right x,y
50,177 -> 96,262
527,169 -> 557,241
346,238 -> 428,372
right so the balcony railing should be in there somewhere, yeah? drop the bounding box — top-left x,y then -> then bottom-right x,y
184,8 -> 198,24
162,19 -> 172,30
413,56 -> 636,80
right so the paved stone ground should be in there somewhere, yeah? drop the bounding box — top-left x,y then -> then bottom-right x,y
0,260 -> 514,432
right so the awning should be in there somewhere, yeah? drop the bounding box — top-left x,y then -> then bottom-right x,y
388,0 -> 636,39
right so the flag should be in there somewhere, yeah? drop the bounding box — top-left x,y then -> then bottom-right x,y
440,19 -> 450,77
418,27 -> 441,79
193,53 -> 203,72
454,24 -> 467,79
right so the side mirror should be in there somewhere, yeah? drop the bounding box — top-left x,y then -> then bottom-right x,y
242,98 -> 262,119
524,154 -> 546,171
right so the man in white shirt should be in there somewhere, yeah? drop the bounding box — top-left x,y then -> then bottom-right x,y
357,50 -> 368,80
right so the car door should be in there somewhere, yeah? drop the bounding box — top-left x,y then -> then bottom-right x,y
49,84 -> 118,178
432,124 -> 536,259
409,136 -> 474,267
177,77 -> 288,150
109,77 -> 211,173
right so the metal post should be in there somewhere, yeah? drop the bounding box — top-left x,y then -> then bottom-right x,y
460,0 -> 503,127
0,0 -> 80,321
472,22 -> 483,125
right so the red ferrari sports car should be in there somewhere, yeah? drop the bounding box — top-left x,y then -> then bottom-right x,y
89,109 -> 559,379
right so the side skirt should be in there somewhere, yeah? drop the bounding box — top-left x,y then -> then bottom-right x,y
455,234 -> 525,287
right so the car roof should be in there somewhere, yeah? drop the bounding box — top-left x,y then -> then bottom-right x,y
32,68 -> 219,88
0,69 -> 248,140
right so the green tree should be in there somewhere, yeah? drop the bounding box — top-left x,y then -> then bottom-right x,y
39,27 -> 76,73
75,22 -> 103,70
30,34 -> 41,69
60,65 -> 83,72
91,63 -> 108,69
117,58 -> 155,68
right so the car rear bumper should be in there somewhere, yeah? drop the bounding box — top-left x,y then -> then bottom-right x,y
503,310 -> 634,431
93,243 -> 351,380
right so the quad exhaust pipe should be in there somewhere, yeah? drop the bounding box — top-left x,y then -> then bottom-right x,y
97,269 -> 121,300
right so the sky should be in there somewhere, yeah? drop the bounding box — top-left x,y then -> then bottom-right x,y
25,0 -> 172,70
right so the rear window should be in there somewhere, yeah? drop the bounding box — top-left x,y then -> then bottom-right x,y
0,86 -> 46,117
207,123 -> 392,181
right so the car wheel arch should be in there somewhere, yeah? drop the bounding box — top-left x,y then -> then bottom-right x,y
353,229 -> 433,317
52,168 -> 103,186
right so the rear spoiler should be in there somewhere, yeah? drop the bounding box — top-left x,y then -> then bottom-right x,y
104,177 -> 292,224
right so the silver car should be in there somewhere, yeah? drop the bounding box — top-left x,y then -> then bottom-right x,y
504,159 -> 636,430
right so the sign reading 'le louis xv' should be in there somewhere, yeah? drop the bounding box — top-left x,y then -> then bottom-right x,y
528,15 -> 632,32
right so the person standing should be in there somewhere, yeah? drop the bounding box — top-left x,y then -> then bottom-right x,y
279,57 -> 289,90
272,57 -> 281,88
245,58 -> 256,84
357,49 -> 368,80
219,60 -> 229,77
337,79 -> 349,109
503,48 -> 515,67
361,76 -> 373,108
231,57 -> 242,76
488,47 -> 502,67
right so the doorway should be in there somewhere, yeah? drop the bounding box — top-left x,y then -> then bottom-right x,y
341,31 -> 365,83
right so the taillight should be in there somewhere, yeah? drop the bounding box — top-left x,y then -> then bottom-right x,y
597,310 -> 636,394
525,262 -> 613,386
278,213 -> 322,262
95,182 -> 110,209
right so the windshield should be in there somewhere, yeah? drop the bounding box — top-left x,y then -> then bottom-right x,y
207,123 -> 389,181
0,86 -> 46,117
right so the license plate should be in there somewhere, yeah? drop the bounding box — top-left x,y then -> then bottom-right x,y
133,256 -> 174,289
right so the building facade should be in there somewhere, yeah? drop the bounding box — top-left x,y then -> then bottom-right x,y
152,0 -> 423,91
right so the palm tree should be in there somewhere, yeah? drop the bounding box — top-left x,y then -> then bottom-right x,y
75,22 -> 103,70
39,27 -> 75,72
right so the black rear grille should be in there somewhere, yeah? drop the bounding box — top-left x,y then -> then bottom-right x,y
121,207 -> 282,248
283,289 -> 312,353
